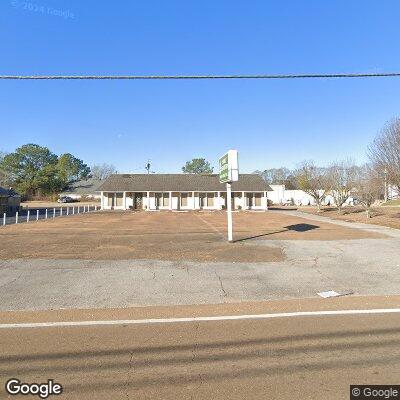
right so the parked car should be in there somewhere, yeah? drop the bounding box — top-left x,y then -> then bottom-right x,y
58,196 -> 75,203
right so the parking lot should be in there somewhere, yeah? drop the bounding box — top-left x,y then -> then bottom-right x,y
0,209 -> 398,311
0,210 -> 384,262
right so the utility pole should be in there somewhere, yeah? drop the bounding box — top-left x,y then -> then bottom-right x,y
145,160 -> 151,174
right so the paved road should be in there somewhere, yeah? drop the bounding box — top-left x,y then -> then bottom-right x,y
1,210 -> 399,311
0,297 -> 399,399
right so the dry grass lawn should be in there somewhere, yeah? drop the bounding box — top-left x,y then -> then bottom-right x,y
297,206 -> 400,230
0,211 -> 384,262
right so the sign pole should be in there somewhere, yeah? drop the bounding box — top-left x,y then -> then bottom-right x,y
226,182 -> 233,242
219,149 -> 238,243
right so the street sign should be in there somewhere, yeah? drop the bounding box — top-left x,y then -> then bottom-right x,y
219,150 -> 238,183
219,150 -> 239,242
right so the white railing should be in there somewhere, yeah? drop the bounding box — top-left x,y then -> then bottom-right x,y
1,204 -> 100,227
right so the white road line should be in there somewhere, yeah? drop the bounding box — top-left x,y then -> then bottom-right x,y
1,308 -> 400,329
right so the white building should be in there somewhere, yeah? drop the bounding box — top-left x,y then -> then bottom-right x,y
98,174 -> 270,211
268,184 -> 319,205
267,184 -> 352,206
60,178 -> 104,200
388,184 -> 399,200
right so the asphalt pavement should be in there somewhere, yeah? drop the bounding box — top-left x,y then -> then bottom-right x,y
0,297 -> 399,399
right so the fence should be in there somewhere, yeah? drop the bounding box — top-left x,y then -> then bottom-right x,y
1,204 -> 100,227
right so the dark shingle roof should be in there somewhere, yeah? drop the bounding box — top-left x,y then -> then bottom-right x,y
0,187 -> 20,197
98,174 -> 271,192
61,179 -> 104,195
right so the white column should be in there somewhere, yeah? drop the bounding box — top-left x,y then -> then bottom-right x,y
217,191 -> 221,210
3,213 -> 5,226
123,192 -> 126,210
37,210 -> 39,221
100,192 -> 104,210
192,192 -> 195,210
147,191 -> 150,210
242,191 -> 245,210
169,191 -> 172,210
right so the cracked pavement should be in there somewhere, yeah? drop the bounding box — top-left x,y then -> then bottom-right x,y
0,211 -> 399,311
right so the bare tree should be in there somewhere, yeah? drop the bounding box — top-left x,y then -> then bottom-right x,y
255,167 -> 299,189
295,161 -> 328,211
90,163 -> 117,180
353,164 -> 382,218
327,160 -> 357,214
368,118 -> 400,192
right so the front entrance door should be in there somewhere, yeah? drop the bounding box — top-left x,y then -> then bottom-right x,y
199,193 -> 206,209
134,193 -> 143,210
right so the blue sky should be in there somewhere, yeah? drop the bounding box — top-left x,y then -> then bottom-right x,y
1,0 -> 400,173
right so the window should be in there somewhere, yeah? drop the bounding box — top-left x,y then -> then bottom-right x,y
255,193 -> 262,206
116,193 -> 123,206
181,193 -> 188,207
206,193 -> 214,207
155,193 -> 169,207
107,193 -> 114,207
162,193 -> 169,207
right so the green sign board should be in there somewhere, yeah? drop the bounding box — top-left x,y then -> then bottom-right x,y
219,153 -> 229,183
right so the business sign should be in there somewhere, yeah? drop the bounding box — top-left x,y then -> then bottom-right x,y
219,150 -> 239,183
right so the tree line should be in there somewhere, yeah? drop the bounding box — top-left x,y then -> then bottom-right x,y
0,144 -> 117,199
254,118 -> 400,217
1,117 -> 398,208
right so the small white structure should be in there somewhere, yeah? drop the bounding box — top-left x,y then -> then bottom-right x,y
98,174 -> 270,211
388,184 -> 399,200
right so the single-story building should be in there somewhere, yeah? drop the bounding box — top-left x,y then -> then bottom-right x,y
0,187 -> 21,215
97,174 -> 271,211
60,178 -> 104,200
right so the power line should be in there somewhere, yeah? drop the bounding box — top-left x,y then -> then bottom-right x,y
1,72 -> 400,80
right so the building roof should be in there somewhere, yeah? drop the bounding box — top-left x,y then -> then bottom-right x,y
98,174 -> 271,192
0,187 -> 20,197
61,178 -> 104,195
